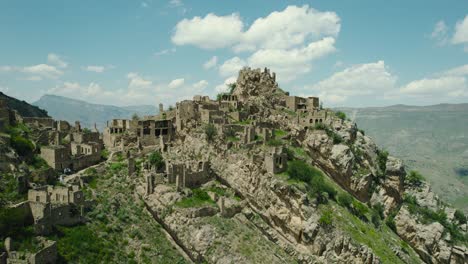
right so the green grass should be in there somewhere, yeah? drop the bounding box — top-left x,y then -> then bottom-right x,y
274,129 -> 287,138
332,203 -> 422,264
174,189 -> 216,208
227,136 -> 240,142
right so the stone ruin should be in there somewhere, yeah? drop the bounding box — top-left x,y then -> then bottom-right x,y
264,147 -> 288,174
1,236 -> 57,264
39,121 -> 103,172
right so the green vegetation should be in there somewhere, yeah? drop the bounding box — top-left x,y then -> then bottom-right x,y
227,136 -> 240,142
175,189 -> 215,208
319,208 -> 333,226
312,123 -> 343,144
82,128 -> 92,134
149,151 -> 165,170
10,135 -> 34,157
101,149 -> 109,160
30,155 -> 49,169
406,170 -> 425,187
454,210 -> 467,224
0,173 -> 25,205
337,192 -> 368,221
204,123 -> 217,142
286,160 -> 336,200
131,113 -> 140,121
110,162 -> 125,172
266,139 -> 282,146
403,194 -> 467,244
273,129 -> 287,138
335,111 -> 347,121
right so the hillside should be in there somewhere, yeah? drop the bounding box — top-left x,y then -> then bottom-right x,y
338,104 -> 468,213
33,95 -> 157,130
0,92 -> 48,118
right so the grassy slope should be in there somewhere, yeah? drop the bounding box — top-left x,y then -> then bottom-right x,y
50,162 -> 187,264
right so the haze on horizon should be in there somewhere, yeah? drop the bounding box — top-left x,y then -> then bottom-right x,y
0,0 -> 467,108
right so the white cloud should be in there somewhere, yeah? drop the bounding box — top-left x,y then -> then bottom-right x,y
235,5 -> 340,52
441,64 -> 468,76
399,76 -> 467,96
248,37 -> 337,81
431,20 -> 448,45
172,13 -> 243,49
169,0 -> 183,7
127,72 -> 152,89
47,53 -> 68,68
452,15 -> 468,51
219,57 -> 246,77
203,56 -> 218,69
24,76 -> 43,81
21,64 -> 63,79
141,2 -> 148,8
168,78 -> 185,89
84,65 -> 105,73
154,48 -> 176,56
193,80 -> 208,89
306,61 -> 396,104
215,76 -> 237,93
172,5 -> 339,81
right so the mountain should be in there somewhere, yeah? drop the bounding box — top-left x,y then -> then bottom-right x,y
0,92 -> 49,117
338,103 -> 468,213
33,94 -> 157,130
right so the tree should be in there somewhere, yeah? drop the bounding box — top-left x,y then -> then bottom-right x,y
132,113 -> 140,121
335,111 -> 347,121
204,123 -> 217,142
149,151 -> 164,170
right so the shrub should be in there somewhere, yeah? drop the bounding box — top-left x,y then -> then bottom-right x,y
266,139 -> 283,146
310,176 -> 337,201
319,209 -> 333,227
288,160 -> 319,183
101,149 -> 109,160
386,210 -> 398,232
454,210 -> 467,224
335,111 -> 347,121
10,135 -> 34,156
148,151 -> 164,170
377,150 -> 389,173
351,200 -> 369,221
406,170 -> 425,187
337,192 -> 353,208
371,210 -> 381,228
175,189 -> 214,208
204,123 -> 217,142
314,123 -> 328,130
373,203 -> 385,219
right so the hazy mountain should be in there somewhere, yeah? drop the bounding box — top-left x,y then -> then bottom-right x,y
0,92 -> 49,118
338,103 -> 468,212
33,95 -> 157,130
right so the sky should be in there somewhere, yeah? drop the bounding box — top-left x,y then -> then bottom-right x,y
0,0 -> 467,108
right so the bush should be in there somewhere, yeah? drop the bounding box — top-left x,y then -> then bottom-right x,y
373,203 -> 385,219
351,200 -> 369,221
266,139 -> 283,146
335,111 -> 347,121
310,176 -> 337,201
313,123 -> 328,130
287,160 -> 321,183
386,210 -> 398,232
377,150 -> 389,173
319,209 -> 333,227
148,151 -> 164,170
10,135 -> 34,156
175,189 -> 214,208
337,192 -> 353,208
406,170 -> 425,187
204,123 -> 217,142
454,210 -> 467,224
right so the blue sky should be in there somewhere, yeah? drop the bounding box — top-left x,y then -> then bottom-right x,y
0,0 -> 467,107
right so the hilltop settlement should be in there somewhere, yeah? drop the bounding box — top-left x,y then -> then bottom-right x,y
0,67 -> 467,263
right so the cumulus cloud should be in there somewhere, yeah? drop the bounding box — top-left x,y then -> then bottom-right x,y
47,53 -> 68,68
127,72 -> 152,89
431,20 -> 449,45
305,61 -> 396,104
203,56 -> 218,69
248,37 -> 337,81
172,13 -> 243,49
215,76 -> 237,93
235,5 -> 340,52
399,76 -> 467,96
452,15 -> 468,51
172,5 -> 340,81
22,64 -> 63,79
193,80 -> 208,89
168,78 -> 185,89
219,57 -> 246,77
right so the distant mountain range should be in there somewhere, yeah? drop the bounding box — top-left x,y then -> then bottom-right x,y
337,103 -> 468,212
33,95 -> 158,131
0,92 -> 49,118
